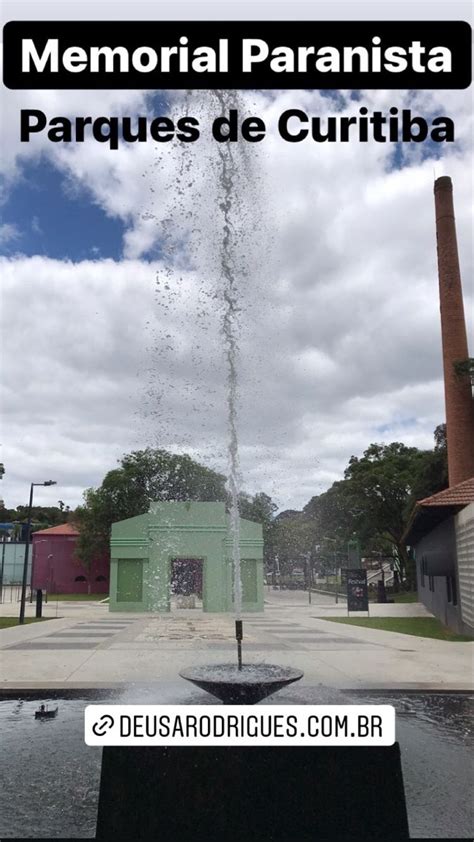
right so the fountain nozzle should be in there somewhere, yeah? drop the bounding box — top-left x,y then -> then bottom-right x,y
235,619 -> 243,671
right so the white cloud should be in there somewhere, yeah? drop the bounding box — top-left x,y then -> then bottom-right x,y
0,222 -> 20,245
0,86 -> 472,511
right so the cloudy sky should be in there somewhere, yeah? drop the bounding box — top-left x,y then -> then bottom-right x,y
1,3 -> 473,513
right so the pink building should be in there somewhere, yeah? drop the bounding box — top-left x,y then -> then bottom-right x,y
32,523 -> 109,595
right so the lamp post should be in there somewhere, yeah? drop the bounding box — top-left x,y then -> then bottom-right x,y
19,480 -> 57,625
300,552 -> 312,605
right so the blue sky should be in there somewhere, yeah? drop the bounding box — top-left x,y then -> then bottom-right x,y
1,157 -> 124,261
0,90 -> 175,261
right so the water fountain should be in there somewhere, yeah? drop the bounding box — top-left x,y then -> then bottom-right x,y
180,615 -> 303,703
180,660 -> 304,704
95,93 -> 408,842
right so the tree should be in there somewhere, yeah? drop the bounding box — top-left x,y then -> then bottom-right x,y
434,423 -> 447,452
341,442 -> 422,577
75,448 -> 228,567
265,511 -> 318,586
408,445 -> 448,505
238,492 -> 277,525
301,428 -> 448,588
305,482 -> 357,550
14,505 -> 67,530
238,492 -> 278,573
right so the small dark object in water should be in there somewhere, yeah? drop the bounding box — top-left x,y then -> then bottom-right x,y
35,705 -> 58,719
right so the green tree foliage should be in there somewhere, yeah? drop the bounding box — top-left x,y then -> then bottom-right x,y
409,449 -> 448,504
434,423 -> 447,452
74,448 -> 229,566
304,482 -> 357,550
238,492 -> 279,571
453,357 -> 474,381
238,491 -> 277,525
340,442 -> 427,576
262,509 -> 322,590
272,428 -> 448,587
0,503 -> 69,533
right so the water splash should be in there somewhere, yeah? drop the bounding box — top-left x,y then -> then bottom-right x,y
214,91 -> 243,618
139,90 -> 268,619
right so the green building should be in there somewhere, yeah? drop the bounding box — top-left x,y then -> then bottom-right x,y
109,501 -> 264,613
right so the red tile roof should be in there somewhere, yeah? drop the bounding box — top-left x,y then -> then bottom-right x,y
417,477 -> 474,507
33,523 -> 79,536
404,476 -> 474,544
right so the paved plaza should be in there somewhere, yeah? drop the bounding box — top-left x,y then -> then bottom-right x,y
1,589 -> 472,691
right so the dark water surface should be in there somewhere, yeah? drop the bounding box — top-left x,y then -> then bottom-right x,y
0,688 -> 472,838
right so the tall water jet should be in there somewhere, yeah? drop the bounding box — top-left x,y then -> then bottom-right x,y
134,90 -> 303,702
179,91 -> 304,702
214,91 -> 245,663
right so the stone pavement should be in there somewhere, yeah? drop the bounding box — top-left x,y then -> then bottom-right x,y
1,589 -> 472,691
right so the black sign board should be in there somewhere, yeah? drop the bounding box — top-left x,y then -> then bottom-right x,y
343,568 -> 369,612
3,20 -> 472,90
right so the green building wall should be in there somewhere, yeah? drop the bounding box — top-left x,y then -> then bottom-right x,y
109,501 -> 264,613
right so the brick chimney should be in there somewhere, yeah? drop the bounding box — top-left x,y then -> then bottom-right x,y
434,175 -> 474,486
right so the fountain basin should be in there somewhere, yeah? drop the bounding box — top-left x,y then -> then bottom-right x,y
179,663 -> 304,704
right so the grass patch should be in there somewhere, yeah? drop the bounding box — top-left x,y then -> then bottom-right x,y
0,617 -> 51,629
46,593 -> 107,601
323,616 -> 474,641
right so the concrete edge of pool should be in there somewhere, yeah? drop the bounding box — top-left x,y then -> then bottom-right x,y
0,684 -> 473,700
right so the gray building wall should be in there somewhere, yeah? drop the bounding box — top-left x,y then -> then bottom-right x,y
456,503 -> 474,632
415,517 -> 471,636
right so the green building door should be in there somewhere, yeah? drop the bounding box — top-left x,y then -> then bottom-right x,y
117,559 -> 143,603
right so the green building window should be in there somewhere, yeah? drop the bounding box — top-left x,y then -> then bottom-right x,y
117,559 -> 143,603
241,560 -> 258,603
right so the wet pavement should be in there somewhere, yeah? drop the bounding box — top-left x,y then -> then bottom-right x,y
0,688 -> 472,838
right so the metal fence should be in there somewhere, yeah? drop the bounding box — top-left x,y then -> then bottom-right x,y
0,583 -> 33,603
